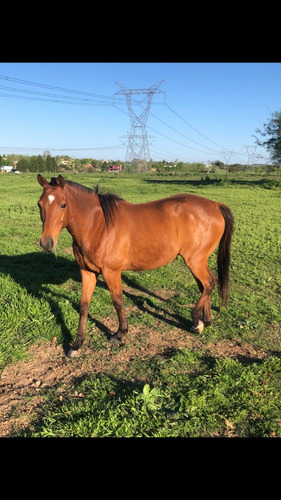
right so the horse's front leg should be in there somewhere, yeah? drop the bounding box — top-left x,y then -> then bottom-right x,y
67,269 -> 98,357
102,268 -> 128,344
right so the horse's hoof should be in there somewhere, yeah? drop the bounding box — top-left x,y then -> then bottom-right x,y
67,348 -> 79,358
109,335 -> 122,345
191,320 -> 204,334
204,320 -> 212,327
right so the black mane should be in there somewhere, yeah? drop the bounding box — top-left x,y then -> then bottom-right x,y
64,180 -> 122,226
94,184 -> 123,226
64,179 -> 94,194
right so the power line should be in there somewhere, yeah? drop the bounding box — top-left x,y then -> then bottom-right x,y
134,99 -> 255,163
147,124 -> 220,156
0,84 -> 113,105
165,103 -> 226,150
0,73 -> 127,107
149,144 -> 190,163
149,108 -> 221,154
0,74 -> 121,102
115,104 -> 222,159
0,74 -> 227,155
0,73 -> 255,163
0,145 -> 125,152
115,102 -> 221,159
0,92 -> 113,106
127,92 -> 225,155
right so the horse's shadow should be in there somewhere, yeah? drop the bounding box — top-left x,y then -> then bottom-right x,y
121,274 -> 192,331
0,251 -> 192,353
0,252 -> 81,352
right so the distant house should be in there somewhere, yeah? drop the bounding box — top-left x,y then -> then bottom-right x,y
107,164 -> 122,172
200,163 -> 215,173
1,166 -> 14,173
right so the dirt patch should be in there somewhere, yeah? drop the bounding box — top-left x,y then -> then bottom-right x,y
205,339 -> 267,363
0,342 -> 73,437
0,321 -> 268,437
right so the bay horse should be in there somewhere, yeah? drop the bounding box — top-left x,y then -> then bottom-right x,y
37,174 -> 234,357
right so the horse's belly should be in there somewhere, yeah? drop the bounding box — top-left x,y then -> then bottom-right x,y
123,237 -> 179,271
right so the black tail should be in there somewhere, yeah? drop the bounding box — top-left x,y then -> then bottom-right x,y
217,204 -> 234,307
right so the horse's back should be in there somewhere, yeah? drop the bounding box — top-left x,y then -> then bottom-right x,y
120,193 -> 223,226
109,193 -> 225,272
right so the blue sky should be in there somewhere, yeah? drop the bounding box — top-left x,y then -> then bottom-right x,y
0,62 -> 280,164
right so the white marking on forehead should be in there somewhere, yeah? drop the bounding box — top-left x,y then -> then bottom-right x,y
48,195 -> 55,204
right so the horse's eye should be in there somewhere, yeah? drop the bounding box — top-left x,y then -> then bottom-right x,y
61,203 -> 67,209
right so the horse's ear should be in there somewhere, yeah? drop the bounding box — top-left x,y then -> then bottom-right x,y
37,174 -> 48,188
57,175 -> 65,188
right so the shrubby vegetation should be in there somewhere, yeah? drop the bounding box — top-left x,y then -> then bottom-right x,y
0,152 -> 279,175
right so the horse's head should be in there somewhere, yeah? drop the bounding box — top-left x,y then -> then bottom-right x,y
37,174 -> 68,253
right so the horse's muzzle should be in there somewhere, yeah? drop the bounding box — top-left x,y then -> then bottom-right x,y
40,237 -> 54,253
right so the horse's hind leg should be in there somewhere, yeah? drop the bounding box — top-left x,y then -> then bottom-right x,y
192,263 -> 217,332
182,256 -> 217,333
193,270 -> 217,327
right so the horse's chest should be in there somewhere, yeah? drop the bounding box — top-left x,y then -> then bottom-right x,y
73,241 -> 101,273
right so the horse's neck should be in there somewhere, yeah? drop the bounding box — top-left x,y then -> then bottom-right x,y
65,185 -> 104,246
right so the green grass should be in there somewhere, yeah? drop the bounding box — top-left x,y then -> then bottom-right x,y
1,171 -> 281,437
29,354 -> 281,438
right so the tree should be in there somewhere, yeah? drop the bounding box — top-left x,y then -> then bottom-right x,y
254,110 -> 281,165
45,155 -> 52,172
17,157 -> 29,172
29,155 -> 39,172
37,155 -> 45,173
212,160 -> 225,169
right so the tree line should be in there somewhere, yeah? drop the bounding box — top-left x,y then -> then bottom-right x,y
0,154 -> 57,172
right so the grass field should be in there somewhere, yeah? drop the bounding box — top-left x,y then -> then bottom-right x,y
0,171 -> 281,437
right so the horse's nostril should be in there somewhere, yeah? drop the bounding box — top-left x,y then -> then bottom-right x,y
39,237 -> 54,253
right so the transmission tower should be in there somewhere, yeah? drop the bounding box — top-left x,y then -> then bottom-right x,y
222,151 -> 234,170
115,80 -> 165,168
243,145 -> 257,167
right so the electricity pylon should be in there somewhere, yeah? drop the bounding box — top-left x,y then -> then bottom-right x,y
243,145 -> 257,167
115,80 -> 165,168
